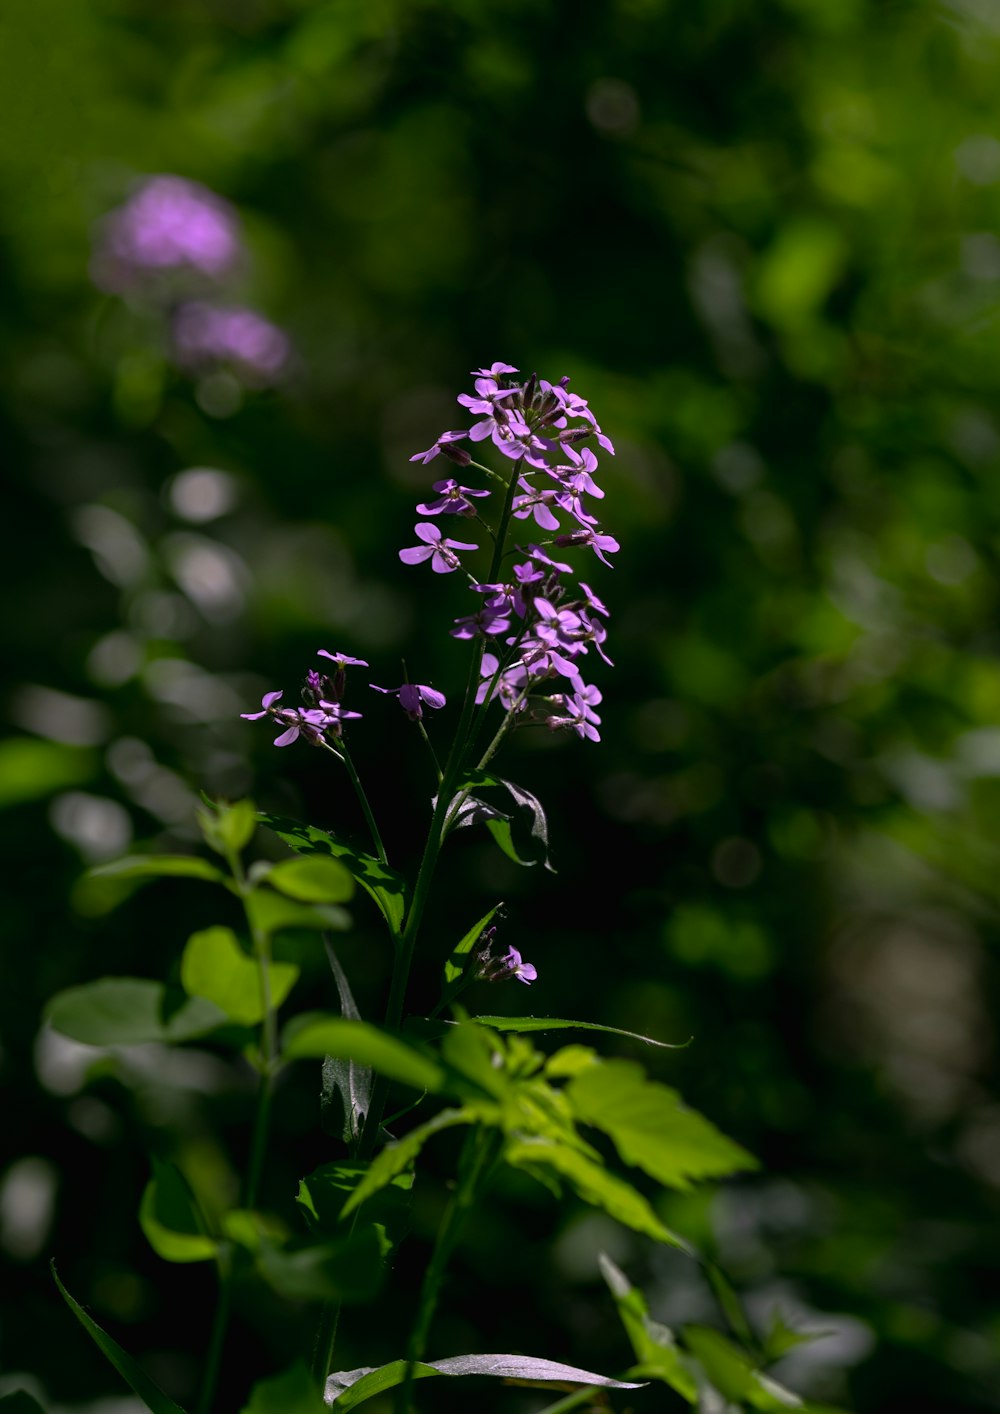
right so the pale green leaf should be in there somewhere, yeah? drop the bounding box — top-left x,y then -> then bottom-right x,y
503,1138 -> 687,1247
282,1014 -> 444,1093
46,979 -> 227,1045
88,854 -> 225,884
51,1263 -> 188,1414
598,1254 -> 698,1402
138,1161 -> 217,1264
180,926 -> 298,1026
443,905 -> 501,987
267,855 -> 354,903
567,1059 -> 756,1190
246,889 -> 350,937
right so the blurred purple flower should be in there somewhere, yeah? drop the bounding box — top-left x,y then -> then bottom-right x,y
370,682 -> 446,721
417,479 -> 491,516
172,302 -> 291,384
92,176 -> 243,292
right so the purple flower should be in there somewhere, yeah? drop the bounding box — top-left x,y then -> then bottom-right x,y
416,479 -> 491,516
317,650 -> 369,670
546,686 -> 603,743
241,689 -> 285,720
370,682 -> 447,721
410,430 -> 470,465
172,302 -> 291,384
499,947 -> 537,985
92,175 -> 243,292
241,687 -> 359,747
399,522 -> 478,574
553,526 -> 620,569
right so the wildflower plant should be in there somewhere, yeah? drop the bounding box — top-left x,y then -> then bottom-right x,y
45,365 -> 836,1413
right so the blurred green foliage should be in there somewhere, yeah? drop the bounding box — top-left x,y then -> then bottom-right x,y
3,0 -> 1000,1410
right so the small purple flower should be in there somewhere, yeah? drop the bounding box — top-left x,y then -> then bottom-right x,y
399,523 -> 478,574
317,650 -> 369,670
499,947 -> 537,985
410,429 -> 470,465
546,685 -> 603,743
553,526 -> 620,569
416,479 -> 491,516
241,689 -> 284,720
172,302 -> 291,384
370,682 -> 447,721
92,175 -> 243,292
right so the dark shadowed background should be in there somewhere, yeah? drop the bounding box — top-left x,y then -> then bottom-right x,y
3,2 -> 1000,1411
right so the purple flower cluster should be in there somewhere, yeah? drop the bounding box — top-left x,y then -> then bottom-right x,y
476,927 -> 537,985
241,652 -> 367,748
404,363 -> 617,742
91,175 -> 291,387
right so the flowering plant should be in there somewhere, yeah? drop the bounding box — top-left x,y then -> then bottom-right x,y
45,365 -> 833,1413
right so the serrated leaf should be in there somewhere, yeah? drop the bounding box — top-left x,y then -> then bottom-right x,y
46,979 -> 226,1045
180,927 -> 298,1027
259,814 -> 407,935
198,798 -> 258,857
282,1015 -> 444,1093
139,1160 -> 217,1264
257,1226 -> 384,1303
241,1361 -> 327,1414
326,1354 -> 644,1407
88,854 -> 226,885
320,940 -> 372,1145
566,1059 -> 756,1190
475,1015 -> 688,1050
268,856 -> 354,903
598,1254 -> 699,1402
340,1108 -> 490,1218
246,890 -> 351,938
51,1263 -> 188,1414
503,1138 -> 687,1247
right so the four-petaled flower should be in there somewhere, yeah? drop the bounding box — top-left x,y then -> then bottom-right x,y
370,682 -> 447,721
500,947 -> 537,985
399,523 -> 478,574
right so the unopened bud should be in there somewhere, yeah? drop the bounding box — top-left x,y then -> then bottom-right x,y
558,427 -> 590,444
441,442 -> 472,466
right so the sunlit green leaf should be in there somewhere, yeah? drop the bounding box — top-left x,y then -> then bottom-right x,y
443,904 -> 502,987
88,854 -> 226,885
267,855 -> 355,903
340,1108 -> 492,1217
245,889 -> 350,938
503,1138 -> 687,1247
450,771 -> 554,871
298,1161 -> 412,1257
566,1059 -> 756,1190
240,1362 -> 327,1414
598,1254 -> 698,1403
46,978 -> 226,1045
474,1015 -> 688,1050
198,797 -> 257,857
259,814 -> 406,934
51,1264 -> 188,1414
326,1353 -> 643,1408
282,1014 -> 444,1092
138,1160 -> 217,1264
180,926 -> 298,1026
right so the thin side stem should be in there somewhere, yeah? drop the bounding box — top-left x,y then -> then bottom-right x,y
328,738 -> 389,866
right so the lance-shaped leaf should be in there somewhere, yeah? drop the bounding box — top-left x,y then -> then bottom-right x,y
88,854 -> 226,885
599,1254 -> 699,1401
566,1058 -> 757,1190
340,1107 -> 494,1217
46,978 -> 226,1046
242,1362 -> 327,1414
181,927 -> 299,1027
51,1264 -> 188,1414
320,939 -> 373,1144
325,1354 -> 644,1408
503,1138 -> 688,1248
443,904 -> 502,988
472,1015 -> 688,1050
450,771 -> 554,871
282,1014 -> 444,1094
259,813 -> 406,935
139,1159 -> 217,1264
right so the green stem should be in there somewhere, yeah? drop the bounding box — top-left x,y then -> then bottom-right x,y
324,738 -> 389,865
395,1126 -> 499,1413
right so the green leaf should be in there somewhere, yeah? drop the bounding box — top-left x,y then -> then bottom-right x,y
474,1015 -> 688,1050
598,1254 -> 699,1403
259,814 -> 406,935
708,1262 -> 757,1349
443,905 -> 502,987
138,1160 -> 217,1264
340,1108 -> 489,1217
297,1160 -> 413,1256
503,1138 -> 688,1247
88,854 -> 226,885
257,1225 -> 384,1303
246,890 -> 351,938
761,1310 -> 827,1364
451,771 -> 554,871
0,1392 -> 49,1414
198,797 -> 258,857
681,1327 -> 755,1404
241,1362 -> 327,1414
566,1058 -> 757,1190
320,940 -> 372,1145
326,1354 -> 644,1408
0,737 -> 95,809
46,979 -> 227,1045
51,1263 -> 188,1414
282,1014 -> 444,1093
180,927 -> 298,1026
267,856 -> 355,904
